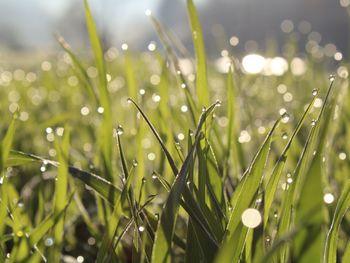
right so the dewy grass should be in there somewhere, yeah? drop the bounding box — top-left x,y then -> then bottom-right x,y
0,0 -> 349,262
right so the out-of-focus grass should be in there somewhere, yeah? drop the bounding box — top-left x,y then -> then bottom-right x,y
0,1 -> 349,263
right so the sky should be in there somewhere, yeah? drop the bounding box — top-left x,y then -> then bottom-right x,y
0,0 -> 349,57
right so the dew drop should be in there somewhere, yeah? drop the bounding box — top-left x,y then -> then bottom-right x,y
138,226 -> 145,232
274,211 -> 278,218
155,213 -> 159,220
339,152 -> 347,160
186,181 -> 191,186
241,208 -> 262,228
281,112 -> 290,123
97,107 -> 104,114
312,89 -> 318,96
127,98 -> 132,104
40,165 -> 47,172
45,237 -> 54,247
151,173 -> 157,180
282,132 -> 288,140
311,119 -> 317,126
323,193 -> 334,204
116,125 -> 124,135
132,159 -> 138,167
329,74 -> 335,82
287,177 -> 293,184
215,99 -> 222,107
181,83 -> 186,89
142,178 -> 146,184
0,176 -> 4,185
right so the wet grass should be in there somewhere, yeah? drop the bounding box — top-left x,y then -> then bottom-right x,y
0,0 -> 350,262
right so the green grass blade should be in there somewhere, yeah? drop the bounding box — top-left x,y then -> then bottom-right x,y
84,0 -> 113,181
50,126 -> 70,261
8,150 -> 122,206
323,180 -> 350,263
264,94 -> 317,225
29,195 -> 73,246
187,0 -> 209,106
225,64 -> 239,178
214,119 -> 280,263
56,34 -> 99,105
95,132 -> 139,263
152,104 -> 219,263
1,114 -> 17,170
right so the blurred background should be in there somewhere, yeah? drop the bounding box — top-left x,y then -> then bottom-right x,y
0,0 -> 349,64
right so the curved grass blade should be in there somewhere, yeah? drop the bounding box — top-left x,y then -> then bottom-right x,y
187,0 -> 209,106
293,80 -> 337,262
323,180 -> 350,263
95,133 -> 136,263
259,205 -> 320,263
29,194 -> 74,246
149,15 -> 198,125
0,114 -> 17,171
214,118 -> 280,263
8,151 -> 121,206
276,125 -> 316,262
264,94 -> 317,225
56,34 -> 99,105
152,104 -> 219,263
129,98 -> 221,243
84,0 -> 113,181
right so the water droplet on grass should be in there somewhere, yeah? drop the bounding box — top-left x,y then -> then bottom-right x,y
323,193 -> 334,204
97,107 -> 104,114
132,160 -> 138,167
40,165 -> 47,172
282,132 -> 288,140
281,112 -> 290,123
151,172 -> 157,180
142,178 -> 146,184
45,238 -> 54,247
116,125 -> 124,135
311,120 -> 317,126
241,208 -> 262,228
329,74 -> 335,82
312,89 -> 318,96
138,226 -> 145,232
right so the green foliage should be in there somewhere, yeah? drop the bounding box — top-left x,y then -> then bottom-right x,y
0,1 -> 349,262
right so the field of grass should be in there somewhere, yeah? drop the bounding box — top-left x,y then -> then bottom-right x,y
0,0 -> 350,262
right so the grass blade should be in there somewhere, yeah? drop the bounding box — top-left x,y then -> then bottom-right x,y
84,0 -> 113,180
152,104 -> 219,263
214,119 -> 280,263
323,180 -> 350,263
264,94 -> 317,225
187,0 -> 209,106
49,127 -> 70,261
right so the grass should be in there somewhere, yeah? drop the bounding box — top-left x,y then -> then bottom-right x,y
0,0 -> 349,262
